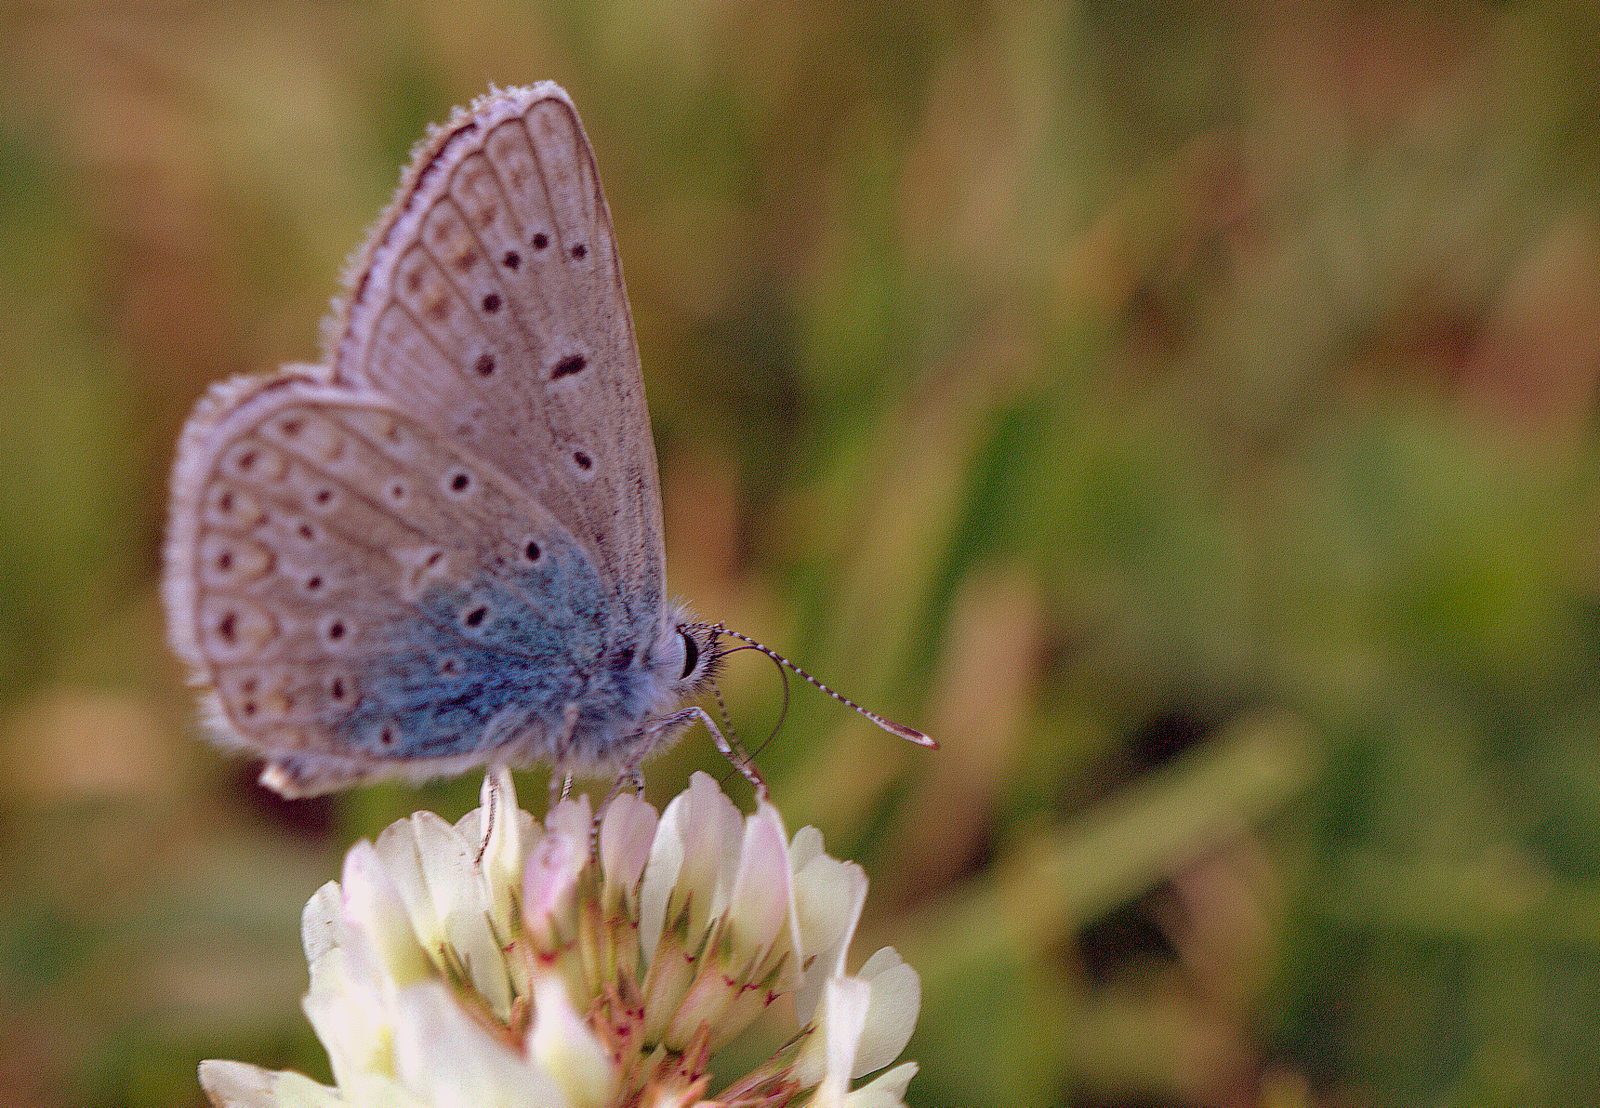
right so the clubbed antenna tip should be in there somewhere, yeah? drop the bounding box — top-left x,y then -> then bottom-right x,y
881,718 -> 938,748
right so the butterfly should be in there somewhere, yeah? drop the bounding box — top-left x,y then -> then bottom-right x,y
163,83 -> 929,798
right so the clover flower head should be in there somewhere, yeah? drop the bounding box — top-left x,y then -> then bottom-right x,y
200,770 -> 920,1108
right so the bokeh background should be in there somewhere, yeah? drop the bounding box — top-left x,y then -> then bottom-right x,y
6,1 -> 1600,1104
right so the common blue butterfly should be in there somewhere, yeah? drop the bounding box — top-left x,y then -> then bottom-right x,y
163,83 -> 928,797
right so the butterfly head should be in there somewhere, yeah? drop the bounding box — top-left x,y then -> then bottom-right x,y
662,616 -> 725,699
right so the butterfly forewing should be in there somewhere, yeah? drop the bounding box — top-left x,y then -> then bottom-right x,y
328,84 -> 666,637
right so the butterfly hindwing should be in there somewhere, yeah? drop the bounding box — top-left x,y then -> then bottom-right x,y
163,374 -> 654,793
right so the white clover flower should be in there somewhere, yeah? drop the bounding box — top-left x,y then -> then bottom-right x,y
200,770 -> 920,1108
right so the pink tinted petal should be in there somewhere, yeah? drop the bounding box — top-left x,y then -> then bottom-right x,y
523,793 -> 591,923
522,829 -> 585,951
544,793 -> 593,846
723,800 -> 792,975
599,791 -> 658,894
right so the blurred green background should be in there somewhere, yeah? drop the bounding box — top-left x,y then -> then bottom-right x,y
6,1 -> 1600,1104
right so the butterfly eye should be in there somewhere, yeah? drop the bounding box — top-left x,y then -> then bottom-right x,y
677,627 -> 700,680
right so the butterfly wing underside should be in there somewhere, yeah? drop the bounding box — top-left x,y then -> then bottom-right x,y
327,84 -> 667,639
163,375 -> 621,795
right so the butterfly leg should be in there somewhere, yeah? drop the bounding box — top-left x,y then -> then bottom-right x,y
603,764 -> 646,802
596,764 -> 646,818
541,701 -> 585,807
474,767 -> 516,866
648,705 -> 767,797
708,692 -> 764,790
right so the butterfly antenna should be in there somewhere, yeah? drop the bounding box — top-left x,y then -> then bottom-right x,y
710,642 -> 795,760
702,625 -> 936,748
